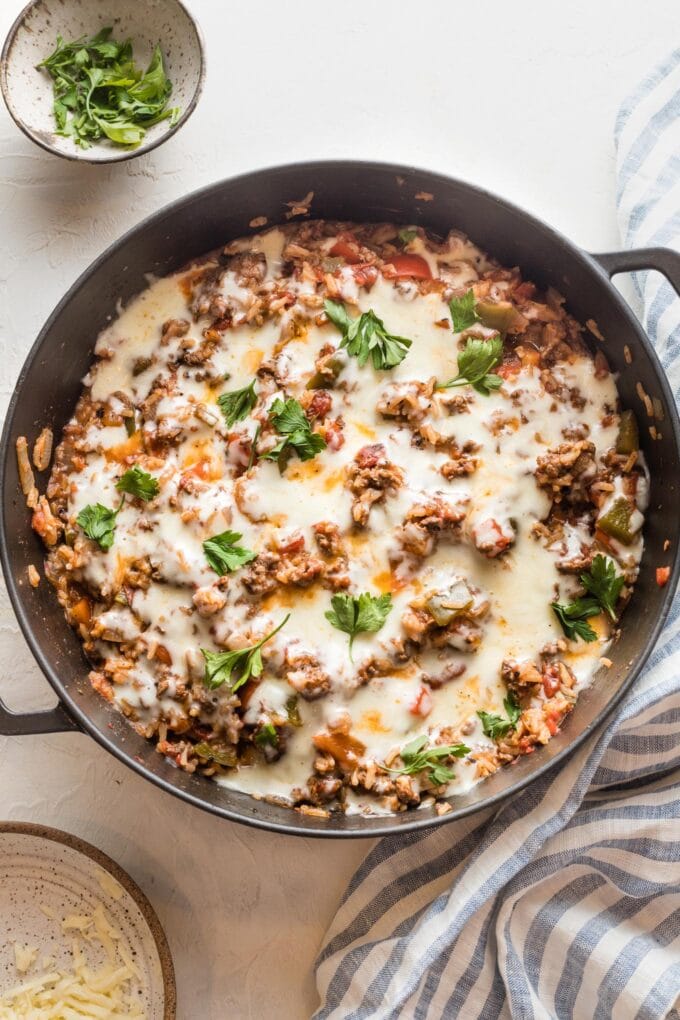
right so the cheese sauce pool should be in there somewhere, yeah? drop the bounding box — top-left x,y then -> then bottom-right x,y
40,223 -> 645,815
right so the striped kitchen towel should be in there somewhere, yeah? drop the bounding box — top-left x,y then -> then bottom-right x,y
314,52 -> 680,1020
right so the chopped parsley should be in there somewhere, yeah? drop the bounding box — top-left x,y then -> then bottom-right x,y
324,299 -> 412,371
262,397 -> 326,467
478,694 -> 521,740
551,554 -> 625,642
116,464 -> 159,502
387,735 -> 470,786
551,598 -> 600,643
448,289 -> 480,332
201,615 -> 290,692
218,380 -> 258,428
437,335 -> 503,396
254,722 -> 279,748
76,500 -> 122,552
580,554 -> 625,621
325,591 -> 392,659
202,530 -> 256,575
38,28 -> 179,149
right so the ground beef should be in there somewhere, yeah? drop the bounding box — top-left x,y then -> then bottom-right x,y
535,440 -> 597,505
284,649 -> 331,700
346,443 -> 405,525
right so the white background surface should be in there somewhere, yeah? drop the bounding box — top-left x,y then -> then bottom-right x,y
0,2 -> 678,1016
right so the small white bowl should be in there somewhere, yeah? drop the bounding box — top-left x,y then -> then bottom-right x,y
1,0 -> 205,163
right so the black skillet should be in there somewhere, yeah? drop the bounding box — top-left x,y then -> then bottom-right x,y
2,161 -> 679,837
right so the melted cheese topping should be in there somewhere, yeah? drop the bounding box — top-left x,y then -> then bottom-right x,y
54,225 -> 645,814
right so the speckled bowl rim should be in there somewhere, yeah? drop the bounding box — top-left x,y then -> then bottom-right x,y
0,820 -> 176,1017
0,0 -> 206,164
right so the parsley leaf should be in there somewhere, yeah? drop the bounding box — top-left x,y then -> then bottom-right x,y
478,694 -> 521,740
218,380 -> 258,428
76,500 -> 122,551
201,615 -> 290,692
116,464 -> 159,502
262,398 -> 326,466
324,299 -> 412,371
449,289 -> 480,332
38,30 -> 179,150
398,228 -> 418,245
438,336 -> 503,396
325,591 -> 393,659
580,554 -> 625,621
551,598 -> 600,642
387,735 -> 470,786
254,722 -> 279,747
203,530 -> 256,575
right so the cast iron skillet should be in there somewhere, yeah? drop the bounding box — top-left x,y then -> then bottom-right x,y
2,161 -> 680,838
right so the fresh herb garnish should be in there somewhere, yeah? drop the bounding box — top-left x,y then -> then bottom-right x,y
116,464 -> 159,502
551,555 -> 625,642
478,694 -> 521,740
218,380 -> 258,428
449,289 -> 480,332
398,228 -> 418,245
247,423 -> 262,470
437,335 -> 503,396
387,735 -> 470,786
580,554 -> 625,621
551,598 -> 600,643
201,615 -> 290,692
202,530 -> 256,575
262,398 -> 326,466
38,28 -> 179,149
325,591 -> 393,659
76,500 -> 122,551
254,722 -> 279,747
324,299 -> 412,371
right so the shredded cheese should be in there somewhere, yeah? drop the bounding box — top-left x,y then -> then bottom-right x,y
2,906 -> 147,1019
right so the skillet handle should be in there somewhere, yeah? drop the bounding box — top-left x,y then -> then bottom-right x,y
592,247 -> 680,297
0,695 -> 79,735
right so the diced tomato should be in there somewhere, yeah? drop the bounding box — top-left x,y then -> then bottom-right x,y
409,685 -> 433,717
226,436 -> 252,470
497,354 -> 522,379
329,234 -> 361,264
324,418 -> 345,451
185,460 -> 210,480
353,264 -> 378,288
542,669 -> 560,698
306,391 -> 332,421
278,533 -> 306,556
656,566 -> 671,587
513,281 -> 536,302
546,716 -> 560,736
386,254 -> 432,280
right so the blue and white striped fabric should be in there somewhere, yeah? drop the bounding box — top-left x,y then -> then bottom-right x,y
314,53 -> 680,1020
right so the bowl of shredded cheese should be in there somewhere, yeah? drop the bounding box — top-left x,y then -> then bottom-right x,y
0,822 -> 175,1018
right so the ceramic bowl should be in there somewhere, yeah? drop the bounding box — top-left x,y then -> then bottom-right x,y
0,821 -> 176,1016
0,0 -> 205,162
